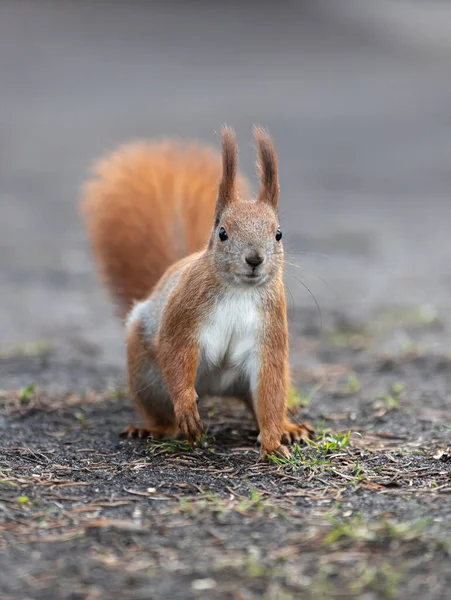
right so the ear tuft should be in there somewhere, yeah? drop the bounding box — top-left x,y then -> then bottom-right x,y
221,125 -> 237,187
215,125 -> 238,218
254,125 -> 279,209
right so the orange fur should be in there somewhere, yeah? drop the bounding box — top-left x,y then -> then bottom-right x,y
81,139 -> 249,317
126,320 -> 178,438
81,126 -> 314,459
256,280 -> 290,455
157,253 -> 218,442
254,125 -> 280,208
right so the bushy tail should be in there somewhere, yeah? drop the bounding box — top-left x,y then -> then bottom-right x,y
81,138 -> 249,318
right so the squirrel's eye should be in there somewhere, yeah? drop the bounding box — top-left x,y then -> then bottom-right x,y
275,228 -> 282,242
219,227 -> 228,241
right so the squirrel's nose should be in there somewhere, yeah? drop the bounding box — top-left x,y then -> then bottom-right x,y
245,252 -> 264,268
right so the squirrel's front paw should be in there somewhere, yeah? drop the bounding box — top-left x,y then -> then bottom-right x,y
176,408 -> 204,444
258,431 -> 292,462
258,444 -> 291,463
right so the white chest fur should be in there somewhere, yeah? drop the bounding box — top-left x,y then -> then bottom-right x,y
196,289 -> 262,396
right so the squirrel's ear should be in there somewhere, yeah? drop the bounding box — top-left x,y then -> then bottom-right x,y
254,125 -> 279,210
215,125 -> 238,220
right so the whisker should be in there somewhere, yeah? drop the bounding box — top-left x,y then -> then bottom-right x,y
283,259 -> 342,305
284,282 -> 296,322
284,248 -> 333,262
287,407 -> 303,426
133,380 -> 154,396
288,273 -> 323,334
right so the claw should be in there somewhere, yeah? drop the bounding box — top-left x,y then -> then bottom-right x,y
259,444 -> 291,462
120,425 -> 152,439
177,408 -> 205,444
281,421 -> 315,445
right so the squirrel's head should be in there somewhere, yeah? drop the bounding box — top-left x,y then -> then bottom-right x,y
209,126 -> 283,287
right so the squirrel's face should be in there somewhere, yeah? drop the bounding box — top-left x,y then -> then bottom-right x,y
211,202 -> 283,287
210,125 -> 283,287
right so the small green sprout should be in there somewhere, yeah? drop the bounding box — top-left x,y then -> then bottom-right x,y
336,374 -> 360,396
268,431 -> 352,470
148,438 -> 193,456
74,411 -> 88,425
377,382 -> 405,409
19,384 -> 35,402
347,374 -> 361,393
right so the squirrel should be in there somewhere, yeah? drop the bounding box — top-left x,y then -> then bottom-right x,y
81,125 -> 314,460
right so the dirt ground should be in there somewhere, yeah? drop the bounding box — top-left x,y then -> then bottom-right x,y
1,2 -> 451,599
1,314 -> 451,600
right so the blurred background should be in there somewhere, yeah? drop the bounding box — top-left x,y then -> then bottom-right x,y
1,0 -> 451,371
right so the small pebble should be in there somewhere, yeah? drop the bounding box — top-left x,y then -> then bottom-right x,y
191,579 -> 216,591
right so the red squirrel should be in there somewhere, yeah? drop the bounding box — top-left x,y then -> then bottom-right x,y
81,126 -> 314,459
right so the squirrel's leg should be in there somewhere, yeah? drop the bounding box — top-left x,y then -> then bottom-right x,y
123,321 -> 178,439
158,333 -> 204,445
254,324 -> 314,459
253,343 -> 291,460
249,390 -> 314,446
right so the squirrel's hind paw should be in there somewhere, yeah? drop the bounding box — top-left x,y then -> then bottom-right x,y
120,424 -> 178,440
120,424 -> 153,439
